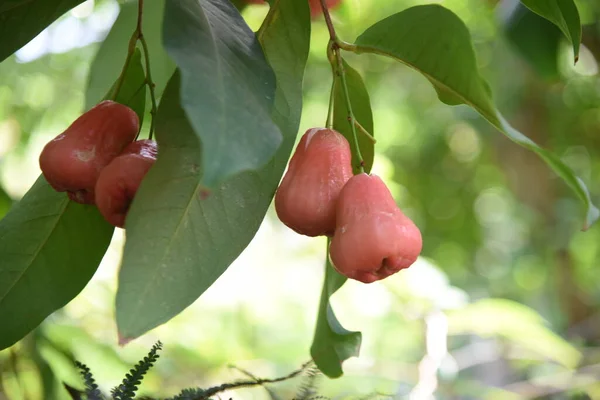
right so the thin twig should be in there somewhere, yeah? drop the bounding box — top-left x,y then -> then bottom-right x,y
319,0 -> 337,41
193,361 -> 313,400
111,0 -> 158,140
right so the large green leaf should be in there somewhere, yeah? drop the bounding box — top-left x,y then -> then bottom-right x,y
520,0 -> 581,62
116,0 -> 310,340
333,59 -> 374,174
505,4 -> 562,81
354,4 -> 599,230
0,0 -> 85,63
86,0 -> 174,110
0,177 -> 113,350
162,0 -> 282,187
310,243 -> 362,378
102,48 -> 147,125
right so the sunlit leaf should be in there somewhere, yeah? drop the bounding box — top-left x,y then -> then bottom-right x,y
116,0 -> 310,340
520,0 -> 581,63
310,243 -> 362,378
448,299 -> 582,368
86,0 -> 174,110
163,0 -> 282,187
333,59 -> 374,174
354,4 -> 598,230
0,177 -> 113,350
0,0 -> 85,63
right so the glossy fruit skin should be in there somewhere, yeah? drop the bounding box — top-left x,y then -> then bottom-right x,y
95,140 -> 157,228
39,100 -> 139,204
275,127 -> 353,237
245,0 -> 341,17
330,173 -> 422,283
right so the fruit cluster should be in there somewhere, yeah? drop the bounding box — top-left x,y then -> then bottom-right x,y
275,128 -> 422,283
39,100 -> 157,228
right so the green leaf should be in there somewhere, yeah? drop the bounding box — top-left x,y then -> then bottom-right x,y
520,0 -> 581,63
102,48 -> 147,126
0,0 -> 85,63
0,185 -> 12,219
448,299 -> 582,368
0,177 -> 114,350
116,0 -> 311,340
162,0 -> 282,187
354,4 -> 599,230
505,4 -> 562,81
86,0 -> 174,110
310,244 -> 362,378
333,59 -> 374,174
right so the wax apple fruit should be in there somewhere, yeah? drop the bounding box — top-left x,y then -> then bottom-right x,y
275,127 -> 353,237
39,100 -> 139,204
329,173 -> 422,283
95,140 -> 157,228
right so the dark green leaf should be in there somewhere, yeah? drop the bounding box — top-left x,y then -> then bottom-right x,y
162,0 -> 282,187
0,0 -> 85,63
520,0 -> 581,62
86,0 -> 174,110
505,4 -> 562,81
355,4 -> 599,230
333,59 -> 374,174
0,176 -> 114,350
103,48 -> 147,126
116,0 -> 310,340
310,244 -> 362,378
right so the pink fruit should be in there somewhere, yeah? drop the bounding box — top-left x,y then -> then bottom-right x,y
275,127 -> 353,237
94,140 -> 157,228
39,100 -> 139,204
330,173 -> 422,283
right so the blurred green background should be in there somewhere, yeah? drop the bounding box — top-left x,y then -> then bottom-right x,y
1,0 -> 600,398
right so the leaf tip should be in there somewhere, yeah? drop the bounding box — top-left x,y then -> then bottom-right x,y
118,333 -> 134,347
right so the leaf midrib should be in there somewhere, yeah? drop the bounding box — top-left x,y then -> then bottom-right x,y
122,178 -> 200,334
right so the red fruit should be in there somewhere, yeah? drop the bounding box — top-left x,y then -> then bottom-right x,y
275,127 -> 353,237
244,0 -> 341,17
95,140 -> 157,228
329,173 -> 422,283
39,100 -> 139,204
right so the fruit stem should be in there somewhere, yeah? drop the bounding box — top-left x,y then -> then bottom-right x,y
326,78 -> 335,129
354,119 -> 376,143
137,2 -> 158,140
325,43 -> 336,129
112,0 -> 158,140
330,44 -> 364,173
320,1 -> 365,173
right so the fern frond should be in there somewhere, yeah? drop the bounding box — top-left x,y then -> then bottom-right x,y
295,364 -> 322,400
167,388 -> 207,400
75,361 -> 104,400
111,341 -> 163,400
